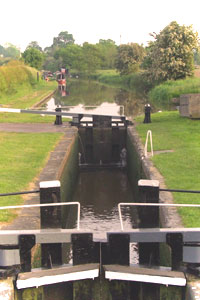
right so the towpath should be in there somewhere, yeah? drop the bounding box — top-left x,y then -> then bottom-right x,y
0,122 -> 71,133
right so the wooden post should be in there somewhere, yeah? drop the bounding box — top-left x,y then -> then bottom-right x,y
40,181 -> 62,267
138,180 -> 160,299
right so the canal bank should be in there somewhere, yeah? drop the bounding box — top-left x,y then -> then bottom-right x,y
2,122 -> 77,231
0,119 -> 198,299
127,126 -> 200,300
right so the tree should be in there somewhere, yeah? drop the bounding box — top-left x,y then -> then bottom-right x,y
22,48 -> 44,69
26,41 -> 43,52
53,31 -> 75,48
82,43 -> 102,75
54,44 -> 84,71
3,43 -> 20,59
96,39 -> 117,69
194,49 -> 200,65
115,43 -> 145,75
144,21 -> 199,83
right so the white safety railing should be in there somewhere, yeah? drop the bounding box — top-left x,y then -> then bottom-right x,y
0,202 -> 81,230
118,202 -> 200,231
144,130 -> 153,157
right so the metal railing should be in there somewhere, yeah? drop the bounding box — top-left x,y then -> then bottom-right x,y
0,202 -> 81,230
118,202 -> 200,231
0,190 -> 40,197
144,130 -> 153,157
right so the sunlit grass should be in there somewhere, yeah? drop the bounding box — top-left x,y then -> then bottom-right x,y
0,132 -> 63,222
135,111 -> 200,227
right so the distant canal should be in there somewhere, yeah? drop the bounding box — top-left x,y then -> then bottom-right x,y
47,79 -> 176,117
47,79 -> 147,118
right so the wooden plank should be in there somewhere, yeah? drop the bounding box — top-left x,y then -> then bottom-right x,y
17,263 -> 99,289
104,265 -> 186,286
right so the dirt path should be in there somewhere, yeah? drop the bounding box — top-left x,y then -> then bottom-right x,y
0,122 -> 71,133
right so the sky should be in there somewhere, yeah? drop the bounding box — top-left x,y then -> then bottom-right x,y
1,0 -> 200,51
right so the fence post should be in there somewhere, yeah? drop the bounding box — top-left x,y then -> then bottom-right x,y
40,180 -> 61,228
138,179 -> 160,300
40,180 -> 62,267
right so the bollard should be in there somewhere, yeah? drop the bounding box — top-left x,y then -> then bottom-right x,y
54,106 -> 63,125
143,104 -> 151,123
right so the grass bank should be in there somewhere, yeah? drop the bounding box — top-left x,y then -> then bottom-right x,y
91,70 -> 200,107
135,111 -> 200,227
0,61 -> 65,224
149,77 -> 200,108
0,60 -> 57,123
90,69 -> 149,97
0,80 -> 57,123
0,132 -> 63,223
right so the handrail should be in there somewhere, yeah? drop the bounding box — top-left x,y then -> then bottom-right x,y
160,188 -> 200,194
0,190 -> 40,197
144,130 -> 153,157
118,202 -> 200,231
0,202 -> 81,230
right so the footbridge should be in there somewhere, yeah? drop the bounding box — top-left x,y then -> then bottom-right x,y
0,179 -> 200,297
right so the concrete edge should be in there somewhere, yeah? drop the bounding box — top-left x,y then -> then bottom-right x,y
31,90 -> 57,109
56,134 -> 77,181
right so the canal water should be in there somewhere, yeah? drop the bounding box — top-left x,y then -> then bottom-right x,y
42,80 -> 181,299
47,79 -> 147,118
47,79 -> 176,117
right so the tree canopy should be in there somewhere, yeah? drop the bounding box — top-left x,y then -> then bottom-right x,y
26,41 -> 43,52
115,43 -> 145,75
144,21 -> 199,83
22,48 -> 44,69
53,31 -> 75,48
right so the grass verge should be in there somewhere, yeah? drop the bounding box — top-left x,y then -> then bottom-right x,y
0,132 -> 63,223
135,110 -> 200,227
0,80 -> 57,123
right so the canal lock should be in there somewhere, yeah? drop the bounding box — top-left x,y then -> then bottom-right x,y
16,124 -> 184,300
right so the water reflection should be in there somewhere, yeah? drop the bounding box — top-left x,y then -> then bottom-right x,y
47,80 -> 147,118
47,79 -> 176,117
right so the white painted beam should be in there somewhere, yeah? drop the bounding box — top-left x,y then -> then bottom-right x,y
17,264 -> 99,289
104,265 -> 186,287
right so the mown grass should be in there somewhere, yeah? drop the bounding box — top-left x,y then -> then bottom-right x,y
135,111 -> 200,227
0,132 -> 63,222
0,62 -> 65,224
